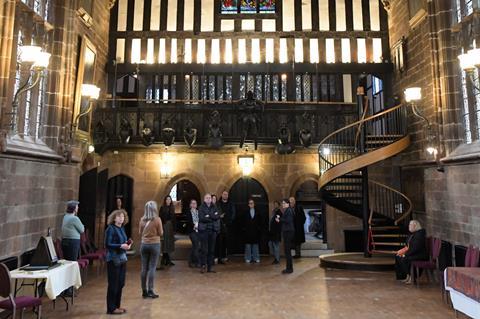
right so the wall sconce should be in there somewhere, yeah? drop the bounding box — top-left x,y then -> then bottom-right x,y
238,154 -> 254,176
404,87 -> 442,167
10,45 -> 51,135
160,149 -> 172,179
458,44 -> 480,93
73,84 -> 100,135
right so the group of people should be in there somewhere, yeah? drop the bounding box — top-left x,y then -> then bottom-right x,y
60,192 -> 308,315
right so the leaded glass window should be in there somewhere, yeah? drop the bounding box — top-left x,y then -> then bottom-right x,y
247,74 -> 254,93
240,75 -> 246,98
272,75 -> 279,101
184,75 -> 191,101
209,75 -> 216,101
201,75 -> 207,100
192,75 -> 200,102
295,75 -> 302,101
217,76 -> 224,101
303,74 -> 311,102
281,75 -> 287,101
225,76 -> 233,100
255,75 -> 263,100
264,75 -> 271,101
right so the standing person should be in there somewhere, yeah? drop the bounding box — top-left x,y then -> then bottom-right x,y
139,201 -> 163,299
243,199 -> 262,264
280,199 -> 295,274
186,199 -> 201,268
198,194 -> 220,273
105,210 -> 131,315
217,190 -> 236,262
159,195 -> 176,267
61,200 -> 84,297
290,196 -> 306,259
268,201 -> 282,265
61,200 -> 84,262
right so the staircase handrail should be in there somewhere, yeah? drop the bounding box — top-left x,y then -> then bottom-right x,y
319,103 -> 405,148
368,180 -> 413,226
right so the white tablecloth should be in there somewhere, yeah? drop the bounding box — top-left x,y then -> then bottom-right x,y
10,260 -> 82,300
444,269 -> 480,319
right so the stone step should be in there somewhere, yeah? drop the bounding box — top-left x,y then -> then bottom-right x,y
296,249 -> 335,257
302,241 -> 329,250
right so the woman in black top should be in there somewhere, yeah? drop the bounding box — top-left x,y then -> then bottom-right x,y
280,199 -> 295,274
159,195 -> 176,267
395,220 -> 428,283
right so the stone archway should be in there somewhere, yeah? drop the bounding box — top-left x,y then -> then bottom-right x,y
228,177 -> 270,254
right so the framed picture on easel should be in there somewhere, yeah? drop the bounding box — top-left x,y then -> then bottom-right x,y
73,36 -> 97,142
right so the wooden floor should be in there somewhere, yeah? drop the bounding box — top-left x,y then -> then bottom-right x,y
38,257 -> 453,319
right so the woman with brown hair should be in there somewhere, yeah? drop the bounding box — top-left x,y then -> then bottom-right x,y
105,210 -> 131,315
159,195 -> 176,267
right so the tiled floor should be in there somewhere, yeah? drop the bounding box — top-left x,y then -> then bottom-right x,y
40,257 -> 454,319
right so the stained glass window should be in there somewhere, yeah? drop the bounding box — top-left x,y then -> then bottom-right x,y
259,0 -> 275,12
247,74 -> 255,93
222,0 -> 238,13
303,74 -> 311,102
192,75 -> 200,102
241,0 -> 256,13
201,75 -> 207,100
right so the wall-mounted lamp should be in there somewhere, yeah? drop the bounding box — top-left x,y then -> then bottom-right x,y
238,154 -> 254,176
10,45 -> 51,135
458,44 -> 480,93
73,84 -> 100,135
404,87 -> 442,168
160,149 -> 172,179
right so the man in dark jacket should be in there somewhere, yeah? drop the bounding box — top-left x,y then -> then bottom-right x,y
243,199 -> 262,263
216,190 -> 236,263
198,194 -> 220,273
290,196 -> 306,258
280,199 -> 295,274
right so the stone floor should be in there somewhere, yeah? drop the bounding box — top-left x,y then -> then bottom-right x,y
39,257 -> 454,319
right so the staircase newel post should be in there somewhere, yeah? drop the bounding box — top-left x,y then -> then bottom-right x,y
357,84 -> 371,258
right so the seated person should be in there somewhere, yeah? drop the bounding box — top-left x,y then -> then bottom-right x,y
395,219 -> 428,284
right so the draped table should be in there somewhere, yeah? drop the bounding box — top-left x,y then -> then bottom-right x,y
444,267 -> 480,319
10,260 -> 82,310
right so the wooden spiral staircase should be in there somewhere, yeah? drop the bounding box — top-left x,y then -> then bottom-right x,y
318,97 -> 413,256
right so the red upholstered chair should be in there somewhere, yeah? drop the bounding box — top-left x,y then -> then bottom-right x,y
80,233 -> 105,275
0,263 -> 42,319
411,237 -> 441,287
466,246 -> 479,267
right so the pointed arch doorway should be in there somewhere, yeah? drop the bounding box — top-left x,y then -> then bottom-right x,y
168,179 -> 201,234
229,177 -> 269,255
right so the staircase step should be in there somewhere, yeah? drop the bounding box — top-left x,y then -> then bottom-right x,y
372,242 -> 405,246
366,134 -> 403,139
371,249 -> 398,255
371,226 -> 400,230
372,234 -> 408,238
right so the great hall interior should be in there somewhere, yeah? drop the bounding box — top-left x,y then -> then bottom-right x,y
0,0 -> 480,318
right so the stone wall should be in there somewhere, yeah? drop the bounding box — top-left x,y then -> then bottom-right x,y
424,165 -> 480,246
325,205 -> 362,252
0,157 -> 79,259
384,0 -> 478,249
95,148 -> 321,246
0,1 -> 111,260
